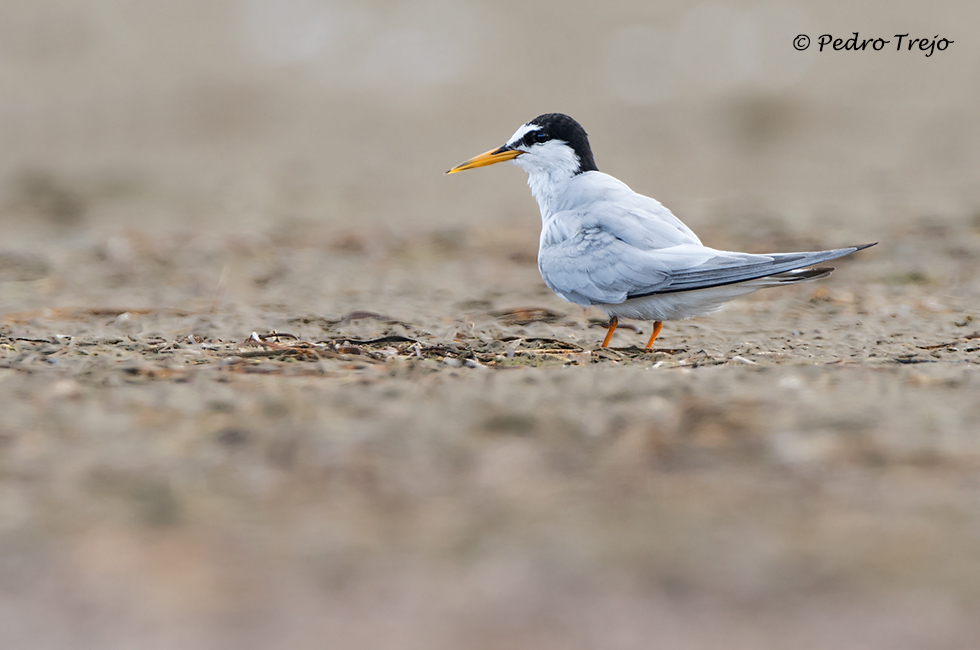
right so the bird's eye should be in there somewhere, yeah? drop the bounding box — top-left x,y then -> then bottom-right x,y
534,131 -> 549,143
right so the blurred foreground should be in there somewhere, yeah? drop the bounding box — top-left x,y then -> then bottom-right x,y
2,220 -> 980,649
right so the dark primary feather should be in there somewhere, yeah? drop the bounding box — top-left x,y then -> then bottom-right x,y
630,243 -> 876,297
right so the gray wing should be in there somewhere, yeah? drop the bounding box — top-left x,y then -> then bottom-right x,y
539,222 -> 873,306
539,225 -> 673,305
635,243 -> 876,296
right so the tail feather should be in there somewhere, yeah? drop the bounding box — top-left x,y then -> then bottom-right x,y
745,266 -> 835,287
772,266 -> 835,282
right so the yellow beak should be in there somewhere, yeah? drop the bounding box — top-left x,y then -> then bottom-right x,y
445,146 -> 523,174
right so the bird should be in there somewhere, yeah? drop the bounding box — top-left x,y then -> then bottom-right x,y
446,113 -> 875,349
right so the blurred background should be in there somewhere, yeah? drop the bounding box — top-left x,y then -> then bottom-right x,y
2,0 -> 978,241
3,2 -> 980,649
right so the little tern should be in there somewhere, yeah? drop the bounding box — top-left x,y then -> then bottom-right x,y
447,113 -> 875,349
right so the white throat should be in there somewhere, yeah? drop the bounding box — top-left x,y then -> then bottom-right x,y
510,141 -> 582,222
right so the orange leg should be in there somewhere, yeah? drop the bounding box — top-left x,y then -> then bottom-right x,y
601,316 -> 618,348
644,321 -> 663,350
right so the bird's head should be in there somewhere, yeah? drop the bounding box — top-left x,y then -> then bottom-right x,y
446,113 -> 598,178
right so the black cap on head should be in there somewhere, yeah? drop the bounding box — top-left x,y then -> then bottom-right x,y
525,113 -> 598,173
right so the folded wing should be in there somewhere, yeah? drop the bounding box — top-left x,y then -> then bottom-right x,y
634,243 -> 875,296
538,222 -> 874,306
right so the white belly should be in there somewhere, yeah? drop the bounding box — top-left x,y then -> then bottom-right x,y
595,282 -> 767,322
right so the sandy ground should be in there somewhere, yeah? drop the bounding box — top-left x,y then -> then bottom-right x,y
3,2 -> 980,649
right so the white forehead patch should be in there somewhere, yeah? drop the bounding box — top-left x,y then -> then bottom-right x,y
506,122 -> 541,147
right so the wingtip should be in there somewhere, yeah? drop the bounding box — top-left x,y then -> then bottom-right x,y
853,242 -> 878,252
